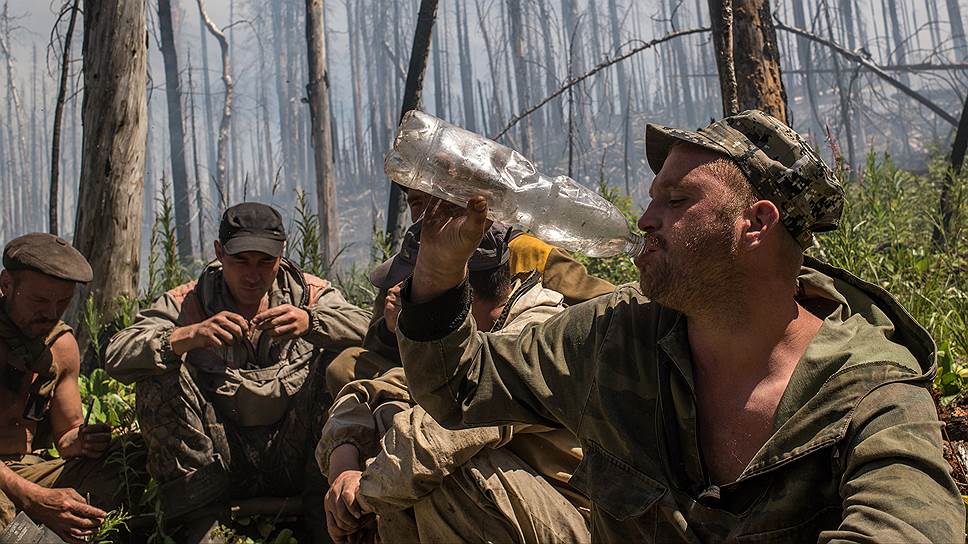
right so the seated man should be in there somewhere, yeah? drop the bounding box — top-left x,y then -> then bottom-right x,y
397,111 -> 966,542
317,223 -> 589,543
105,203 -> 371,526
0,233 -> 119,543
325,188 -> 615,397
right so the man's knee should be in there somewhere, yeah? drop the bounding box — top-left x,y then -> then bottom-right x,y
326,347 -> 367,398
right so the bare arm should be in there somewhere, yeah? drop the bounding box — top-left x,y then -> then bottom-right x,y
48,333 -> 111,459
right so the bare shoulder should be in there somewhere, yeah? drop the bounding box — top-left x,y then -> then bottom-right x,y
49,331 -> 81,375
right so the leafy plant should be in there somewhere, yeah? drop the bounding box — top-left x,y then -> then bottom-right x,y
290,188 -> 325,276
574,179 -> 642,286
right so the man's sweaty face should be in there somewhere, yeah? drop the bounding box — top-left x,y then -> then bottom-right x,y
218,250 -> 282,307
0,270 -> 75,338
634,145 -> 742,313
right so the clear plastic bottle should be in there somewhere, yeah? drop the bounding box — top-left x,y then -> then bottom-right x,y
384,110 -> 645,258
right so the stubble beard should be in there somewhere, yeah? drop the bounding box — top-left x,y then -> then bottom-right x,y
638,222 -> 743,316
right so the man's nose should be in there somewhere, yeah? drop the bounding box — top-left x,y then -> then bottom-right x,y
637,202 -> 660,232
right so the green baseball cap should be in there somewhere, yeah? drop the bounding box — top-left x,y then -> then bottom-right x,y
645,109 -> 845,248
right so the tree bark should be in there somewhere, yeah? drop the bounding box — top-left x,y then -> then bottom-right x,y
72,0 -> 147,337
934,92 -> 968,246
455,1 -> 476,132
709,0 -> 788,122
385,0 -> 439,251
195,0 -> 231,211
158,0 -> 193,258
946,0 -> 967,61
345,0 -> 366,178
187,55 -> 207,256
49,0 -> 80,236
506,0 -> 533,157
198,9 -> 217,182
305,0 -> 339,265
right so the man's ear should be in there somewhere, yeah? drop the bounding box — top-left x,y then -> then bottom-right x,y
214,240 -> 224,262
0,270 -> 11,296
742,200 -> 781,251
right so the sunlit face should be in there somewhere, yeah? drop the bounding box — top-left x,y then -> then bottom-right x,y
634,144 -> 746,314
214,242 -> 283,308
0,270 -> 76,338
406,189 -> 431,222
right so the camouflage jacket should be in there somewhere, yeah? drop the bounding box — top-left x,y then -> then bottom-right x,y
397,257 -> 966,543
318,273 -> 588,513
105,260 -> 371,426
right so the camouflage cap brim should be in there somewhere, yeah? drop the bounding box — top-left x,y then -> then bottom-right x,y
645,123 -> 734,176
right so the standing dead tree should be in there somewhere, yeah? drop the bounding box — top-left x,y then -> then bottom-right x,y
158,0 -> 193,258
709,0 -> 787,121
48,0 -> 80,236
72,0 -> 147,340
385,0 -> 439,251
195,0 -> 231,212
305,0 -> 339,265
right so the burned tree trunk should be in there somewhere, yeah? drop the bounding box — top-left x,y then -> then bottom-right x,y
305,0 -> 339,264
708,0 -> 788,122
195,0 -> 231,212
72,0 -> 147,335
158,0 -> 193,258
386,0 -> 439,251
946,0 -> 967,60
506,0 -> 533,157
49,0 -> 80,236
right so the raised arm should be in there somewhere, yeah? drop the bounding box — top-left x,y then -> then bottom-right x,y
398,196 -> 611,434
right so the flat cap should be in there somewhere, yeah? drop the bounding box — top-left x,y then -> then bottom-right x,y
3,233 -> 93,283
646,110 -> 845,248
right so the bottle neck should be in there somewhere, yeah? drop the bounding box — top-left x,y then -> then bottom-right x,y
624,233 -> 646,258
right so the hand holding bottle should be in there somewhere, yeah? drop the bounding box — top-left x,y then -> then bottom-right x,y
411,196 -> 491,304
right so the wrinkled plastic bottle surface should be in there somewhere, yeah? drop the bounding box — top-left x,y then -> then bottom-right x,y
384,110 -> 645,258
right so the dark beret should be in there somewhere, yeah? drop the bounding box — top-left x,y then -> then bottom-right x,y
3,233 -> 93,283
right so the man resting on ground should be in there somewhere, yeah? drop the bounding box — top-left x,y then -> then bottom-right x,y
0,233 -> 122,544
105,202 -> 371,537
396,111 -> 965,542
317,223 -> 590,544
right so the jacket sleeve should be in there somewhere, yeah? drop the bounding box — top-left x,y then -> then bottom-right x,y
316,367 -> 412,476
542,248 -> 615,305
303,285 -> 371,352
360,317 -> 401,364
104,293 -> 184,384
820,381 -> 966,544
397,279 -> 614,435
359,406 -> 513,512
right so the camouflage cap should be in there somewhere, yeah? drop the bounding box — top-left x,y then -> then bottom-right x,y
645,110 -> 845,248
2,232 -> 93,283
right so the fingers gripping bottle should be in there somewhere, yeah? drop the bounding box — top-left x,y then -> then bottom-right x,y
384,110 -> 646,258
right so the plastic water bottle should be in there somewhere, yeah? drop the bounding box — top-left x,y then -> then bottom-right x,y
384,110 -> 646,258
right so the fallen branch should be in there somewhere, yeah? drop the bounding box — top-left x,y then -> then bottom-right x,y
774,19 -> 959,127
493,27 -> 710,140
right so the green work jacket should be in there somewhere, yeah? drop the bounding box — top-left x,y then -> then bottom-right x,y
397,257 -> 965,543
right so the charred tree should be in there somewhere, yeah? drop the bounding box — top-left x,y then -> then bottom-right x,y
305,0 -> 339,264
506,0 -> 533,157
49,0 -> 80,236
947,0 -> 967,60
195,0 -> 231,211
158,0 -> 193,258
386,0 -> 439,251
72,0 -> 147,337
709,0 -> 788,122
